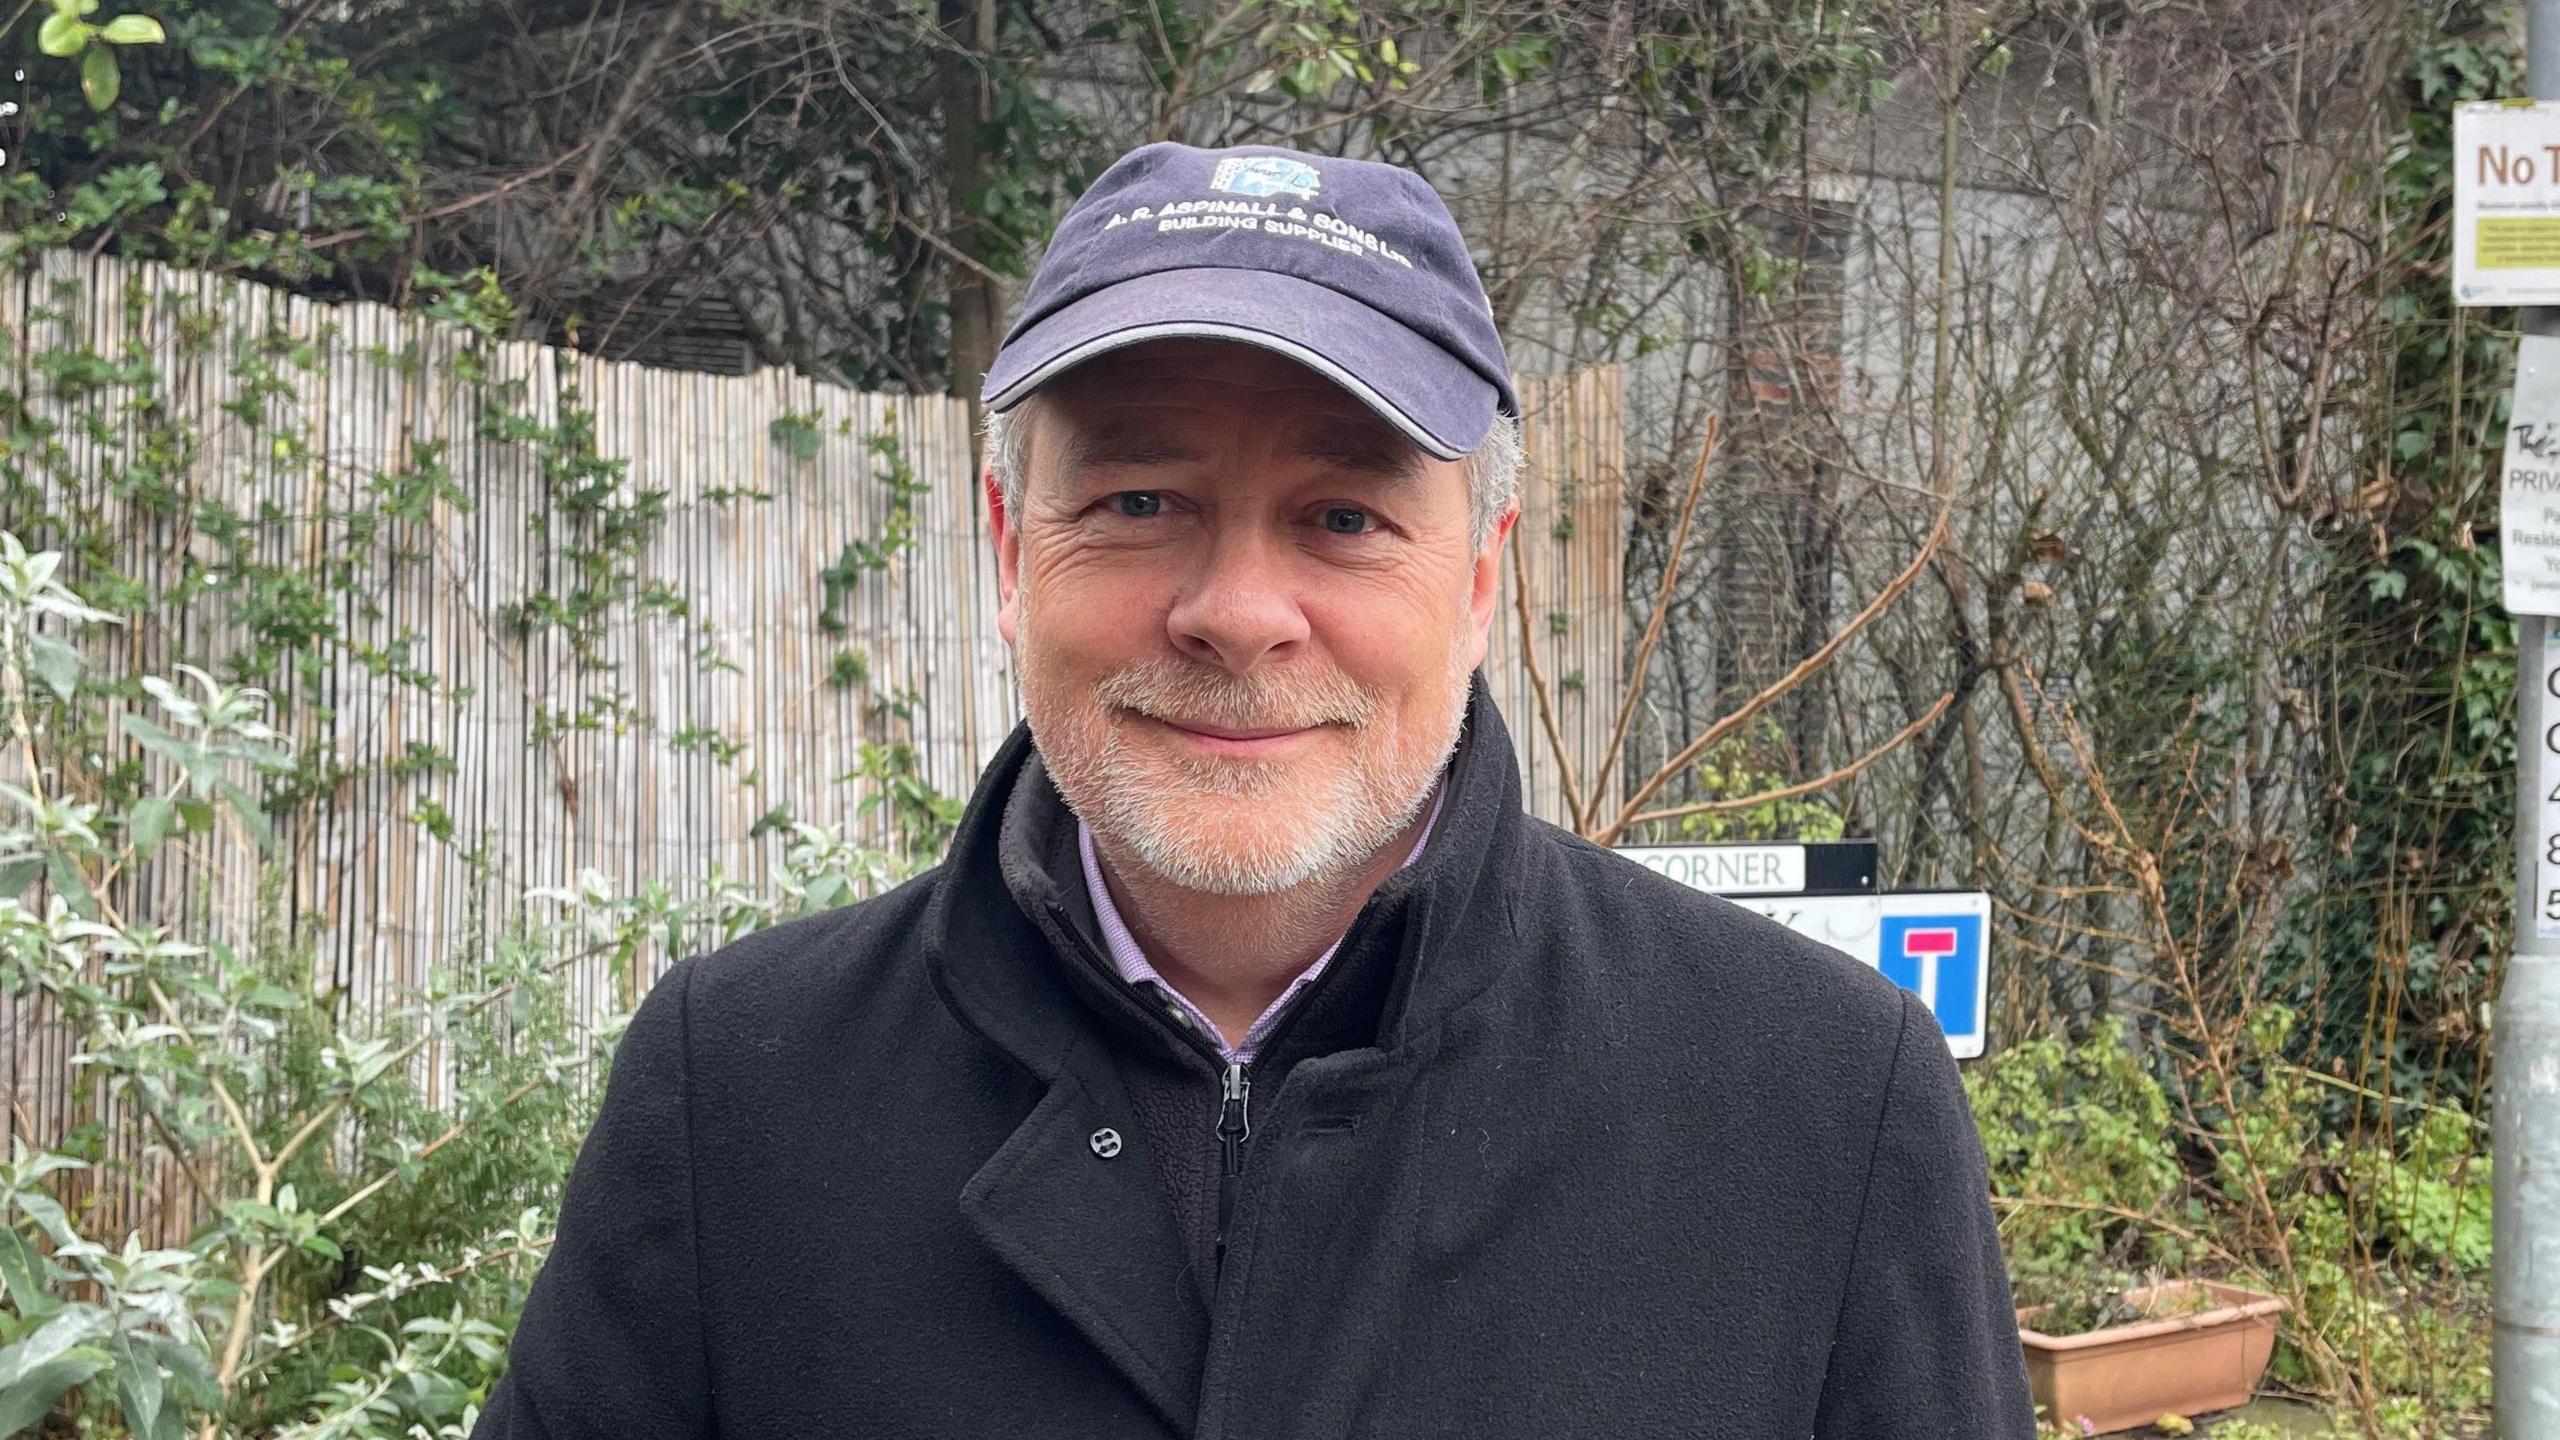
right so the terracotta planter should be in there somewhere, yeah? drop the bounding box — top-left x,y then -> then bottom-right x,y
2016,1279 -> 2287,1436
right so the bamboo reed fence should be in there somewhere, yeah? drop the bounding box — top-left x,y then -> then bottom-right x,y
1,248 -> 1623,1247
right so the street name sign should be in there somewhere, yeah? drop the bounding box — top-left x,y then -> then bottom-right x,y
1613,839 -> 1878,896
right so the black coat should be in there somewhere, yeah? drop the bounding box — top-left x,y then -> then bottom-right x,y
472,683 -> 2037,1438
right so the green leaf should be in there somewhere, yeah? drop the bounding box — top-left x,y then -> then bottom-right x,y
0,1348 -> 109,1433
36,10 -> 87,56
220,1199 -> 284,1231
118,713 -> 187,766
212,777 -> 270,848
0,1306 -> 110,1387
25,635 -> 82,699
0,856 -> 44,897
240,980 -> 301,1011
128,795 -> 175,855
97,13 -> 163,43
111,1329 -> 163,1435
42,851 -> 94,918
81,45 -> 120,110
768,413 -> 820,462
133,1332 -> 216,1410
12,1188 -> 78,1249
0,1229 -> 62,1322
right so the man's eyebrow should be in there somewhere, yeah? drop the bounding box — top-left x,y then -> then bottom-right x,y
1063,423 -> 1207,472
1288,425 -> 1428,481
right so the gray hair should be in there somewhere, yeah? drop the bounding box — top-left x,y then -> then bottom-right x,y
981,391 -> 1524,550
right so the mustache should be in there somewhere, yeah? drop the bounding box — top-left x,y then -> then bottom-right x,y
1093,658 -> 1379,730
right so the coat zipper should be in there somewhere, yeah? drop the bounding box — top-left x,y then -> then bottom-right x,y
1201,901 -> 1390,1278
1214,1060 -> 1252,1265
1037,897 -> 1362,1286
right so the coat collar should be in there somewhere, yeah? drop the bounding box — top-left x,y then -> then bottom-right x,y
926,673 -> 1528,1432
924,669 -> 1529,1080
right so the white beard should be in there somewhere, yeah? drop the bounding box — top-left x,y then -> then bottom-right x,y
1014,599 -> 1471,896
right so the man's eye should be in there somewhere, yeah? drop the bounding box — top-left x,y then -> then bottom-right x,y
1111,492 -> 1164,517
1322,506 -> 1372,535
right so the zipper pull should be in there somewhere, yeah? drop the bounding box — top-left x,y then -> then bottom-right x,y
1215,1061 -> 1252,1263
1218,1062 -> 1253,1166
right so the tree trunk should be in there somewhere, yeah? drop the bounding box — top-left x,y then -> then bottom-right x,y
937,0 -> 1002,461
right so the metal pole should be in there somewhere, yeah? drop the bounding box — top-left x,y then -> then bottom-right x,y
2499,620 -> 2560,1436
2500,7 -> 2560,1427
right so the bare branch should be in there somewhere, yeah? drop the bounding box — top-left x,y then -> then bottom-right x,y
1580,415 -> 1721,832
1592,498 -> 1951,847
1621,690 -> 1955,832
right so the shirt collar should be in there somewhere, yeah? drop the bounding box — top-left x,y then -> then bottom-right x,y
1075,773 -> 1448,1063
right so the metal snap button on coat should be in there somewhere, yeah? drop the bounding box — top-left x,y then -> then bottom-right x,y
1089,1127 -> 1123,1159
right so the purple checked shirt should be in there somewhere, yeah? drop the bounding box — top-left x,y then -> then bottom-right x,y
1076,777 -> 1448,1064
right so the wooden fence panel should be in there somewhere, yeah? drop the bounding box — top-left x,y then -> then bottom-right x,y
1,251 -> 1623,1247
1500,368 -> 1628,826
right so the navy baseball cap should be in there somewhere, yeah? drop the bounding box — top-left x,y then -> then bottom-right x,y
980,142 -> 1517,458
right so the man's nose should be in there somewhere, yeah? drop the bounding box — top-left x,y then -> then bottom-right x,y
1165,524 -> 1310,673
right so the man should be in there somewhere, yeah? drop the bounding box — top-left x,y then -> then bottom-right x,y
473,142 -> 2036,1439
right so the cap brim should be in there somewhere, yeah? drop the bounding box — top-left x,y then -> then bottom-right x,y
979,267 -> 1499,459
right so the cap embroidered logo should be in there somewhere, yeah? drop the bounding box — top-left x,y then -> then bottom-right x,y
1211,155 -> 1321,200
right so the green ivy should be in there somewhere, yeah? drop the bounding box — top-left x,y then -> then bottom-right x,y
2275,2 -> 2521,1109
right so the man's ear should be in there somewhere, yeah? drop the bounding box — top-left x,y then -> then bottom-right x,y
1462,504 -> 1520,671
987,467 -> 1021,647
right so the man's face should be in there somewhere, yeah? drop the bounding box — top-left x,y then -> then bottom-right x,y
991,338 -> 1513,895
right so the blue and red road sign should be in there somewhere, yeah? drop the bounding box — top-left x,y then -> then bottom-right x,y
1878,911 -> 1985,1058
